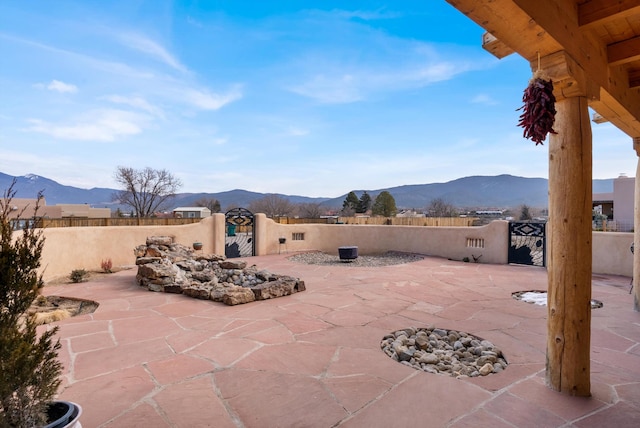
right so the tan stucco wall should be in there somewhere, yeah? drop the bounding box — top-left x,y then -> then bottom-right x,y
25,216 -> 633,283
256,216 -> 510,264
592,231 -> 634,277
37,216 -> 220,282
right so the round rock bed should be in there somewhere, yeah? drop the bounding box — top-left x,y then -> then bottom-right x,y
512,290 -> 603,309
29,295 -> 99,325
381,326 -> 508,378
289,251 -> 424,267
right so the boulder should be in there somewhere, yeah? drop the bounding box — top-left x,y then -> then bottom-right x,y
183,284 -> 213,300
222,287 -> 256,305
219,260 -> 247,270
147,236 -> 173,246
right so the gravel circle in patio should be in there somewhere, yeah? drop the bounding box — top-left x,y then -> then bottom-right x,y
288,251 -> 424,267
381,326 -> 509,378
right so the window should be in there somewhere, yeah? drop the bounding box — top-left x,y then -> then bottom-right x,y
292,232 -> 305,241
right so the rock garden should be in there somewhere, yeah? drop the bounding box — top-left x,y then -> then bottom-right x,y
381,326 -> 509,378
135,236 -> 306,305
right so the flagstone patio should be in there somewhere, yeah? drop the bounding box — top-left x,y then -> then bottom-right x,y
43,254 -> 640,427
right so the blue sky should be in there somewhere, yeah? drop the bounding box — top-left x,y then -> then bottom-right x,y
0,1 -> 635,197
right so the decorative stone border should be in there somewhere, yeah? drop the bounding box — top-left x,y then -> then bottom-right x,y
381,326 -> 508,378
511,290 -> 603,309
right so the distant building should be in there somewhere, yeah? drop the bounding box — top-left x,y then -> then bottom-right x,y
172,207 -> 211,218
6,198 -> 61,220
6,198 -> 111,229
593,174 -> 634,231
7,199 -> 110,219
54,204 -> 111,218
396,210 -> 425,218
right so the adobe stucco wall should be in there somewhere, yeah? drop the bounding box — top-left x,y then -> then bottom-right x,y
592,231 -> 634,277
28,215 -> 634,282
38,215 -> 224,282
255,215 -> 510,265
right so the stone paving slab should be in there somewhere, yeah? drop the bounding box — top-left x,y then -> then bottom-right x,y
42,254 -> 640,427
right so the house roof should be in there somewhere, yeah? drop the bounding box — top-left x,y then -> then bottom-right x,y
172,207 -> 211,212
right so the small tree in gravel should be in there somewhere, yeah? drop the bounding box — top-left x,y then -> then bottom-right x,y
0,180 -> 62,427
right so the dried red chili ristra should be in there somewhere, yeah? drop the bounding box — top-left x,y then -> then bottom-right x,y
517,75 -> 557,145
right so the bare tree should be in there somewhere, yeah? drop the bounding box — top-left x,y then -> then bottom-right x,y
295,202 -> 326,218
426,198 -> 458,217
248,194 -> 294,218
194,197 -> 221,213
113,166 -> 182,218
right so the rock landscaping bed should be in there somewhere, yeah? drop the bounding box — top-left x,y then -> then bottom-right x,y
381,326 -> 508,378
135,236 -> 305,305
29,295 -> 99,325
289,251 -> 424,267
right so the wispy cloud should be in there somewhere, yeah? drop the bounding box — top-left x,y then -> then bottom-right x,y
26,109 -> 146,142
116,32 -> 188,73
1,32 -> 156,80
46,80 -> 78,93
102,95 -> 164,118
285,126 -> 309,137
471,94 -> 498,106
289,74 -> 362,103
329,8 -> 402,21
278,11 -> 481,104
288,59 -> 466,104
182,85 -> 243,110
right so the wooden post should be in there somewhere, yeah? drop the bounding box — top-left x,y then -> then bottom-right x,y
634,138 -> 640,312
546,95 -> 592,396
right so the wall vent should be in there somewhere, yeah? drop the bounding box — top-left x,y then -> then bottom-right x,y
466,238 -> 485,248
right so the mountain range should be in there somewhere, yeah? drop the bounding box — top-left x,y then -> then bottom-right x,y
0,172 -> 615,211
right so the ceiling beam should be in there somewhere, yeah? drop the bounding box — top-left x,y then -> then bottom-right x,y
629,69 -> 640,88
608,36 -> 640,66
578,0 -> 640,29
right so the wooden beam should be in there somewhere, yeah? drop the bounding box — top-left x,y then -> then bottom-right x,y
590,89 -> 640,137
608,36 -> 640,66
446,0 -> 640,136
578,0 -> 640,28
482,32 -> 515,59
546,96 -> 592,396
536,51 -> 599,101
629,68 -> 640,88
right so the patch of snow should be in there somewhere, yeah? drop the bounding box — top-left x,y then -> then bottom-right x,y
24,174 -> 40,181
520,291 -> 547,305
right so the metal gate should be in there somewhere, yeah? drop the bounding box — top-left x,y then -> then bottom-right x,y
508,221 -> 546,267
225,208 -> 255,258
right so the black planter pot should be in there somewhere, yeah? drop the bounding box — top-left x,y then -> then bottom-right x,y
338,246 -> 358,261
44,401 -> 82,428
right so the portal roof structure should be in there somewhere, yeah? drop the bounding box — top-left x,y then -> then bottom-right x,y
447,0 -> 640,137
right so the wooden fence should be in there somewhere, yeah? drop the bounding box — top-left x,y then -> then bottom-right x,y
274,216 -> 479,227
36,216 -> 478,229
37,217 -> 202,228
